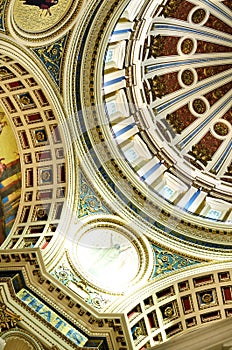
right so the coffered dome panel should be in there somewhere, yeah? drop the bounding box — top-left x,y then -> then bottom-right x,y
74,0 -> 232,253
103,0 -> 232,225
0,41 -> 70,252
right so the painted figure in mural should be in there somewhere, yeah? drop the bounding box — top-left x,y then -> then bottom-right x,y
20,0 -> 58,16
0,112 -> 7,135
0,158 -> 6,177
94,244 -> 130,265
0,158 -> 21,244
0,110 -> 22,245
87,235 -> 132,278
0,121 -> 7,135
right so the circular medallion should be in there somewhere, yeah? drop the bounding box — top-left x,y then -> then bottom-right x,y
164,306 -> 174,317
8,0 -> 84,44
181,38 -> 194,54
181,69 -> 195,86
214,122 -> 229,136
13,0 -> 72,34
76,227 -> 141,292
192,8 -> 206,24
202,293 -> 212,303
192,98 -> 207,114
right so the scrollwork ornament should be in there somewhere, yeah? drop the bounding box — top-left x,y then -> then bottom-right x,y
78,174 -> 109,217
33,35 -> 67,86
152,245 -> 199,278
51,262 -> 110,309
0,303 -> 21,331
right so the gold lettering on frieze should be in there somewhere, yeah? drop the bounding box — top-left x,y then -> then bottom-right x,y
17,289 -> 88,346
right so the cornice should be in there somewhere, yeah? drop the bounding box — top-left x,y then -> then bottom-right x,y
0,248 -> 131,349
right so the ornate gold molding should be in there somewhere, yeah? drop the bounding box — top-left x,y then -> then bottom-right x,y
0,302 -> 21,331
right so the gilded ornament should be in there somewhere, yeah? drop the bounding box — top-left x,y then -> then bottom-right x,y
24,241 -> 34,247
0,0 -> 5,29
148,76 -> 166,100
134,326 -> 142,338
202,293 -> 212,303
149,34 -> 162,58
0,303 -> 21,331
204,43 -> 214,53
226,163 -> 232,175
213,19 -> 223,31
181,38 -> 194,54
91,296 -> 102,309
192,8 -> 206,24
0,68 -> 7,77
41,170 -> 51,181
164,306 -> 173,317
52,262 -> 110,310
204,67 -> 214,77
13,0 -> 73,33
37,208 -> 46,218
160,0 -> 182,17
52,48 -> 58,55
214,122 -> 229,136
181,69 -> 194,85
34,36 -> 67,86
35,131 -> 45,141
161,255 -> 169,262
19,95 -> 31,106
152,245 -> 199,279
193,99 -> 206,114
212,89 -> 224,99
78,175 -> 109,217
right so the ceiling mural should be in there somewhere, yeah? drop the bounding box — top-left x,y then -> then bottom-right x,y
6,0 -> 84,45
0,107 -> 21,243
13,0 -> 72,33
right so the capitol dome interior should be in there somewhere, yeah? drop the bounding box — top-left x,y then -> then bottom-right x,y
0,0 -> 232,349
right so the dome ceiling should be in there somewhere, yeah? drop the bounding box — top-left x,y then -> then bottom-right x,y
0,0 -> 232,349
92,0 -> 232,247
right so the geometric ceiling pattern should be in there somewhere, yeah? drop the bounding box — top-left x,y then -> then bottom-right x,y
104,0 -> 232,226
0,0 -> 232,349
0,51 -> 67,249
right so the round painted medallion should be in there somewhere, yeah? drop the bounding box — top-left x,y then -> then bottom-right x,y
76,227 -> 140,292
13,0 -> 73,33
